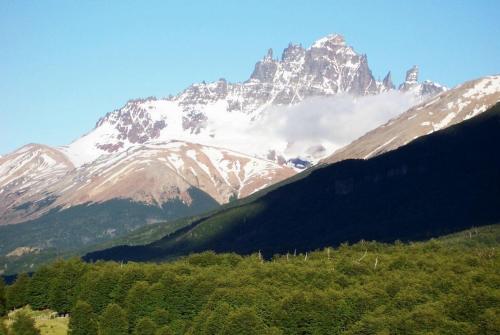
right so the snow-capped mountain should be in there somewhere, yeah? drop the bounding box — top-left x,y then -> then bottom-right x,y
0,144 -> 74,224
323,75 -> 500,164
60,34 -> 445,169
0,141 -> 294,225
0,33 -> 446,227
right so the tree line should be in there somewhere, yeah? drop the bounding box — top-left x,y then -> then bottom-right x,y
1,226 -> 499,334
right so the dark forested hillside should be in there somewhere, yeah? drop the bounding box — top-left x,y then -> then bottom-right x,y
3,225 -> 499,335
86,103 -> 500,262
0,188 -> 219,275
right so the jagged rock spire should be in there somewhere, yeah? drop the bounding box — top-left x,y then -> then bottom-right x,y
382,71 -> 395,90
265,48 -> 273,60
281,43 -> 305,62
250,48 -> 278,82
405,65 -> 419,84
399,65 -> 419,91
249,33 -> 379,95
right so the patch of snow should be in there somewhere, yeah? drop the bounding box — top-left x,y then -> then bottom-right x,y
363,136 -> 398,159
464,105 -> 487,120
432,112 -> 456,131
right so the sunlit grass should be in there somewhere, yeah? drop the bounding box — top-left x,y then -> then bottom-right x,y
4,306 -> 68,335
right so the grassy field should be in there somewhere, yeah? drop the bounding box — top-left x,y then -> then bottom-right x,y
4,306 -> 68,335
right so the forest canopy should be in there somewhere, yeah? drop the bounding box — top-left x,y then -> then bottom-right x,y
1,225 -> 499,335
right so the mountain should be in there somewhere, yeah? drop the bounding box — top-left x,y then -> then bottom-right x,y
60,33 -> 445,169
323,75 -> 500,164
85,103 -> 500,262
0,144 -> 74,224
0,141 -> 295,274
0,33 -> 445,228
398,65 -> 445,96
0,33 -> 447,271
0,195 -> 218,274
0,141 -> 293,274
0,141 -> 294,226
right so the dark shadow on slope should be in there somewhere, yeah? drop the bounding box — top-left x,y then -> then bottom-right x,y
85,103 -> 500,262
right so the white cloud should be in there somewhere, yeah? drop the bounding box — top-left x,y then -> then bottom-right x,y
249,90 -> 420,160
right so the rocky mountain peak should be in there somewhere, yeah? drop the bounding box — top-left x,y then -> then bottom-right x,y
398,65 -> 445,97
406,65 -> 419,82
250,49 -> 278,82
311,34 -> 346,48
399,65 -> 419,90
265,48 -> 274,60
382,71 -> 395,90
64,33 -> 447,169
281,43 -> 305,62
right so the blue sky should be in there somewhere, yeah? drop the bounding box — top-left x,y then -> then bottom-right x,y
1,0 -> 499,154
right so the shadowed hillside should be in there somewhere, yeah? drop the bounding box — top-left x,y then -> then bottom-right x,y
85,103 -> 500,262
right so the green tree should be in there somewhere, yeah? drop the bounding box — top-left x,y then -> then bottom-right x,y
99,303 -> 128,335
151,308 -> 170,326
477,308 -> 500,335
68,300 -> 98,335
10,312 -> 40,335
133,317 -> 157,335
27,266 -> 53,310
222,307 -> 269,335
112,267 -> 147,304
78,269 -> 120,314
155,325 -> 174,335
192,302 -> 232,335
6,273 -> 30,310
126,281 -> 162,328
0,278 -> 6,316
48,259 -> 86,313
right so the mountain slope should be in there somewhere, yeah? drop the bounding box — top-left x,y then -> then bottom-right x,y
0,141 -> 294,273
0,141 -> 294,226
85,103 -> 500,262
0,144 -> 74,225
0,193 -> 219,275
323,75 -> 500,164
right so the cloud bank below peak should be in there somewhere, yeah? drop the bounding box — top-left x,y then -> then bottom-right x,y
249,90 -> 421,161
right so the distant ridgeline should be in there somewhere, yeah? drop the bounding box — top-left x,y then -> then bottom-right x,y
85,103 -> 500,263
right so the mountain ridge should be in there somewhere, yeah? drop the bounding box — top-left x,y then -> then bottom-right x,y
322,75 -> 500,164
